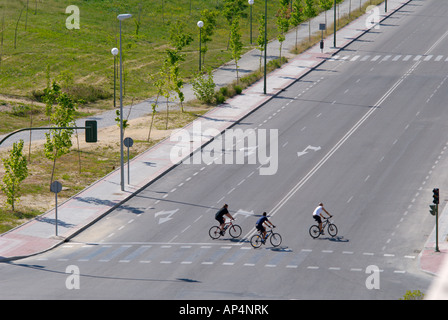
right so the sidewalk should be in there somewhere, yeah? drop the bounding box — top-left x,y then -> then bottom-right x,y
419,204 -> 448,276
4,0 -> 443,281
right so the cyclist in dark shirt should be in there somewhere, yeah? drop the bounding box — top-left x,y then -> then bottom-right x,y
256,212 -> 275,242
215,204 -> 234,235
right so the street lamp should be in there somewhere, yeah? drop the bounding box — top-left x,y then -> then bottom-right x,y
248,0 -> 254,44
197,20 -> 204,71
333,0 -> 337,48
111,47 -> 118,109
263,0 -> 267,94
117,13 -> 132,191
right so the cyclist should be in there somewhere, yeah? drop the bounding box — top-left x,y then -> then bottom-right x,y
215,204 -> 234,235
256,212 -> 275,243
312,203 -> 332,234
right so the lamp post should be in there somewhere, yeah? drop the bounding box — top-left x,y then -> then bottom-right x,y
249,0 -> 254,44
111,47 -> 118,109
333,0 -> 337,48
263,0 -> 267,94
197,20 -> 204,71
117,13 -> 132,191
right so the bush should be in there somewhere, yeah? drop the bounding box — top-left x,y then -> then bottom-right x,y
400,290 -> 425,300
191,69 -> 216,104
9,104 -> 40,117
32,84 -> 112,104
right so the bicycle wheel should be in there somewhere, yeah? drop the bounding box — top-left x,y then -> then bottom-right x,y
209,226 -> 221,239
309,225 -> 320,239
250,234 -> 263,248
328,223 -> 338,237
229,224 -> 242,238
270,233 -> 282,247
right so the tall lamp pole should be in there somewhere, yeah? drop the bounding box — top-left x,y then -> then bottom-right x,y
333,0 -> 337,48
117,13 -> 132,192
111,48 -> 118,109
263,0 -> 267,94
197,20 -> 204,71
249,0 -> 254,44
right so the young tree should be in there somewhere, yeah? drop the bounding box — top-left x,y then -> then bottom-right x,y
168,20 -> 193,112
229,18 -> 243,84
1,140 -> 28,211
199,9 -> 218,67
256,14 -> 266,70
319,0 -> 333,32
304,0 -> 317,42
276,2 -> 290,60
291,0 -> 305,50
147,73 -> 163,141
160,56 -> 174,130
43,81 -> 77,184
222,0 -> 248,49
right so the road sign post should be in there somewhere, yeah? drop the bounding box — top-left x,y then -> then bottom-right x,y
319,23 -> 326,53
50,181 -> 63,237
124,137 -> 134,184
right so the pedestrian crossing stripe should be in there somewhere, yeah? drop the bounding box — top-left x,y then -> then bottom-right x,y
42,243 -> 415,274
328,54 -> 448,62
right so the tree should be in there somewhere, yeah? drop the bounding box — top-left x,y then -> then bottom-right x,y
199,9 -> 219,67
43,81 -> 77,184
147,73 -> 163,141
319,0 -> 333,33
229,18 -> 243,84
160,56 -> 173,130
304,0 -> 317,42
256,14 -> 266,70
291,0 -> 305,50
222,0 -> 248,49
168,20 -> 193,112
1,140 -> 28,211
276,3 -> 290,60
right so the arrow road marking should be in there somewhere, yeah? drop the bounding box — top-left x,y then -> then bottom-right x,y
233,209 -> 255,219
297,145 -> 321,158
155,209 -> 179,224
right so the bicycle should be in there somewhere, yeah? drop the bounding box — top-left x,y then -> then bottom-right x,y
309,217 -> 338,239
209,220 -> 242,239
250,227 -> 282,248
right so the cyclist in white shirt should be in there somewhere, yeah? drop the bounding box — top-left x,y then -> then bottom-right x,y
312,203 -> 332,234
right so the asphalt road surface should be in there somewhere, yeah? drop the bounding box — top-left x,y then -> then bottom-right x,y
1,0 -> 447,300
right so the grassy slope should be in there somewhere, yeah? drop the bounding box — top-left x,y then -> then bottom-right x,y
0,0 -> 284,104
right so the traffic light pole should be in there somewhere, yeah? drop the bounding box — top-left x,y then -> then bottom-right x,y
431,188 -> 440,252
435,203 -> 440,252
0,121 -> 97,147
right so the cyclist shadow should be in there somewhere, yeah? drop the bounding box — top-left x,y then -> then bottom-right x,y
269,246 -> 292,252
317,235 -> 349,243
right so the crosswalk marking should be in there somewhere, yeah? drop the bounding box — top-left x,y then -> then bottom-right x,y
328,54 -> 447,63
45,243 -> 417,275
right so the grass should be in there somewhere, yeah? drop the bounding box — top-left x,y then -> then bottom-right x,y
0,0 -> 286,106
0,132 -> 157,231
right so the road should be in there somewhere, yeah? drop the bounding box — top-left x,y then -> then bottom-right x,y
1,0 -> 447,300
